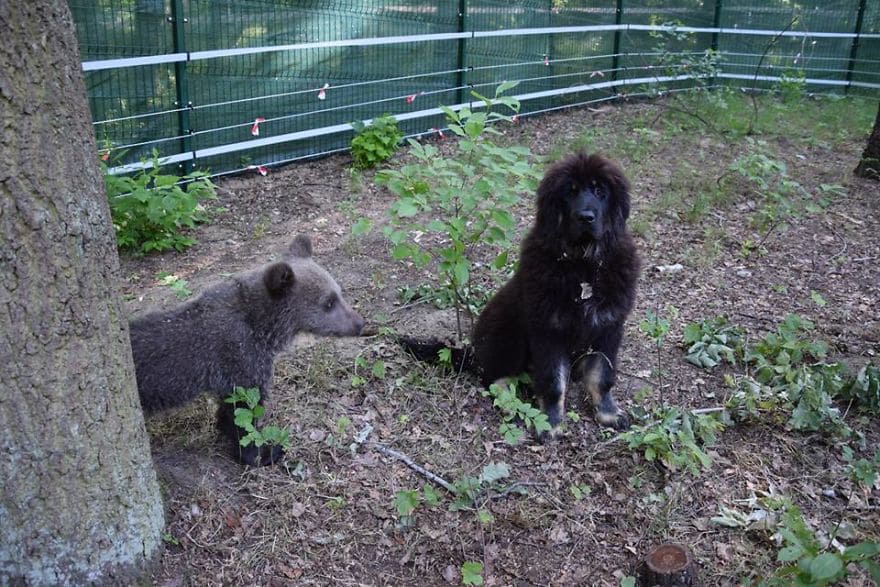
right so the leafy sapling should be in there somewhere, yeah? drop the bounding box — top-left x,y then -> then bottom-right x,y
370,82 -> 542,340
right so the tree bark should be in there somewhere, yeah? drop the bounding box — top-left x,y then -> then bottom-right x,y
854,101 -> 880,180
0,2 -> 164,585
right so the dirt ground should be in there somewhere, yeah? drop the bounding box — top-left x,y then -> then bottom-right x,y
119,95 -> 880,586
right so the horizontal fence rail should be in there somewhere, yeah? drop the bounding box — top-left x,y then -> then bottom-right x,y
70,1 -> 880,178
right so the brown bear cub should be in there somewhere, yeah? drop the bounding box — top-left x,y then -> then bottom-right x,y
130,235 -> 364,466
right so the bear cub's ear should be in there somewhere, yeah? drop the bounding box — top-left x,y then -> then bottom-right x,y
264,262 -> 296,297
288,235 -> 312,258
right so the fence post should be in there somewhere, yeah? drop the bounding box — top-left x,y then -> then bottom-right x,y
611,0 -> 624,87
711,0 -> 723,88
456,0 -> 468,107
170,0 -> 193,173
845,0 -> 867,93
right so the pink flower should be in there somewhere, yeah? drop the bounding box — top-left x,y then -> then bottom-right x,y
247,165 -> 268,176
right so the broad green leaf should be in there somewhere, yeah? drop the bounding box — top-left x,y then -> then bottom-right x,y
351,217 -> 371,236
393,490 -> 420,517
394,199 -> 419,217
479,461 -> 511,484
461,561 -> 484,586
808,553 -> 843,580
495,80 -> 519,96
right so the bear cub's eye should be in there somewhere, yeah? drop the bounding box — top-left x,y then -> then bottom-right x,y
323,295 -> 337,311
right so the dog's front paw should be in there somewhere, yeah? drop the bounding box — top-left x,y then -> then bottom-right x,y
596,407 -> 629,431
537,425 -> 564,444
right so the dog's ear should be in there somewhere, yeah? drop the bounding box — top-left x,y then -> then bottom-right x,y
598,156 -> 631,228
534,157 -> 573,237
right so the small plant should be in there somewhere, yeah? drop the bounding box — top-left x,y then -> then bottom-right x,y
161,532 -> 180,546
727,315 -> 851,435
843,446 -> 880,493
569,483 -> 592,501
761,500 -> 880,586
682,315 -> 743,369
392,488 -> 421,528
103,150 -> 217,254
450,461 -> 514,511
726,140 -> 808,229
371,82 -> 541,340
350,114 -> 403,169
461,561 -> 484,586
350,355 -> 387,387
839,363 -> 880,414
482,376 -> 551,444
777,68 -> 806,103
620,405 -> 725,475
639,307 -> 675,400
156,271 -> 192,299
223,386 -> 291,450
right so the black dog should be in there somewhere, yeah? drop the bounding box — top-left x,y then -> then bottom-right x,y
402,153 -> 640,436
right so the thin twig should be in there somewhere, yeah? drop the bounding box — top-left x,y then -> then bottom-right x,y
371,442 -> 457,493
747,17 -> 798,135
755,219 -> 781,250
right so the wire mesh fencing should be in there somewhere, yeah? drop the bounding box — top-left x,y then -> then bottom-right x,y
69,0 -> 880,179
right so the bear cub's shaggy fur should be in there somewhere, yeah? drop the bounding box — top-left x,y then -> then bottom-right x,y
130,235 -> 363,466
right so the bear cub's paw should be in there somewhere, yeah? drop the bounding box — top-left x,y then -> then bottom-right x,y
239,444 -> 285,467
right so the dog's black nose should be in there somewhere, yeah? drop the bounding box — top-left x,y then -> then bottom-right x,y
578,210 -> 596,223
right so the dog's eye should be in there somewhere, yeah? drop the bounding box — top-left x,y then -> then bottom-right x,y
570,183 -> 578,194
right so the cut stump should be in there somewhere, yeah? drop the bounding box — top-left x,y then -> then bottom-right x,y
639,543 -> 698,586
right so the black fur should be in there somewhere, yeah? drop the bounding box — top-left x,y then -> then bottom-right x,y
130,235 -> 364,466
402,153 -> 640,435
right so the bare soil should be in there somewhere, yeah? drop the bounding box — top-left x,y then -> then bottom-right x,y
120,97 -> 880,586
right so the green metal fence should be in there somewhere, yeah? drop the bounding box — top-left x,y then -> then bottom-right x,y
69,0 -> 880,178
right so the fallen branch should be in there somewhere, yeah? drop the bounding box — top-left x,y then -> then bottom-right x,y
371,442 -> 457,494
690,407 -> 726,416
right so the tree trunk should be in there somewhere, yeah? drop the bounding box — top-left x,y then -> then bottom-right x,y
0,2 -> 164,585
854,101 -> 880,180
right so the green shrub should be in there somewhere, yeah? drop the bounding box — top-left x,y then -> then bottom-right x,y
103,151 -> 217,253
621,405 -> 725,475
682,316 -> 743,369
761,500 -> 880,586
839,363 -> 880,414
727,315 -> 849,435
350,114 -> 403,169
482,376 -> 550,444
